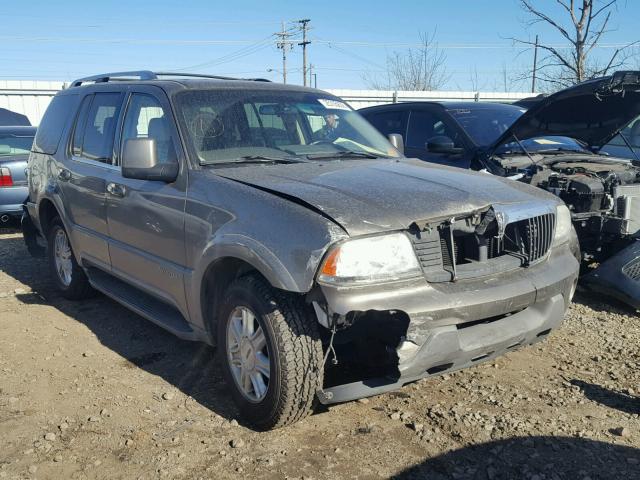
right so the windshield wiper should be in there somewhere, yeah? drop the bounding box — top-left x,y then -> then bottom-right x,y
205,155 -> 306,166
306,150 -> 381,160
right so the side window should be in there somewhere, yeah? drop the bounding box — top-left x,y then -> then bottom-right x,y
33,94 -> 78,155
71,95 -> 93,156
79,93 -> 123,163
366,110 -> 407,137
406,110 -> 460,150
121,93 -> 177,164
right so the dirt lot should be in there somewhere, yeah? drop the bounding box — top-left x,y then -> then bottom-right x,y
0,228 -> 639,480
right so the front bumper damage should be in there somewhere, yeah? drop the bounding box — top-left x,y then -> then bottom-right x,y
582,239 -> 640,310
316,242 -> 579,404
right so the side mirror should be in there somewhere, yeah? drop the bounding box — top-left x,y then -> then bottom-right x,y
387,133 -> 404,155
121,138 -> 178,182
426,136 -> 463,155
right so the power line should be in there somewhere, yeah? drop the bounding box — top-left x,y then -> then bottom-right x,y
171,35 -> 276,71
312,39 -> 637,50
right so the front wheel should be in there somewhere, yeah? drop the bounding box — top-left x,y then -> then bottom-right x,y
217,275 -> 324,430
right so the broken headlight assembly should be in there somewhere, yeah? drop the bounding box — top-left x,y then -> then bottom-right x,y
317,232 -> 422,285
552,204 -> 573,247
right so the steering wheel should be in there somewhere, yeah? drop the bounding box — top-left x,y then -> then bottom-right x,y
189,112 -> 224,142
310,139 -> 335,146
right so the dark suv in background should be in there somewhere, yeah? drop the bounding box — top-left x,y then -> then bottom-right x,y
23,71 -> 579,429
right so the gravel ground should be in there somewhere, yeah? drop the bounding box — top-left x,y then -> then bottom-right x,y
0,228 -> 639,480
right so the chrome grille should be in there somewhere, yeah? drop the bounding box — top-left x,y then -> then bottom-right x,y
410,211 -> 555,281
523,213 -> 555,264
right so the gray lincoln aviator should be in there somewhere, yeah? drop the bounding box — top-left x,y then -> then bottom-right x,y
23,71 -> 580,429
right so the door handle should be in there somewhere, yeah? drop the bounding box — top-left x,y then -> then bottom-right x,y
58,168 -> 71,182
106,182 -> 126,198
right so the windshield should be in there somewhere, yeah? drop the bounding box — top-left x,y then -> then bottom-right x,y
448,104 -> 589,154
0,134 -> 34,156
448,106 -> 525,146
174,90 -> 399,165
495,136 -> 589,154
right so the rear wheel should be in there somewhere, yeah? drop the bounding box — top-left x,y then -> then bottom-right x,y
47,217 -> 94,300
217,274 -> 324,430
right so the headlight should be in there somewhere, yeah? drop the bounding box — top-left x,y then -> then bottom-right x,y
553,204 -> 573,246
318,232 -> 422,285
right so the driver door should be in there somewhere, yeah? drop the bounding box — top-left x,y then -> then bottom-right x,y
105,87 -> 188,311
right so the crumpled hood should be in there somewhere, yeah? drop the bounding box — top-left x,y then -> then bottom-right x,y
492,71 -> 640,150
212,158 -> 558,236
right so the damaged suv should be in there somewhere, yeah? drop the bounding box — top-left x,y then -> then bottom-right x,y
361,71 -> 640,308
23,71 -> 579,429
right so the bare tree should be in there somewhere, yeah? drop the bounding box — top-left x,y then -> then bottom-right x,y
364,32 -> 449,91
512,0 -> 637,90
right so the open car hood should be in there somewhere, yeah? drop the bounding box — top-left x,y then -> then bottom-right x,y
491,71 -> 640,151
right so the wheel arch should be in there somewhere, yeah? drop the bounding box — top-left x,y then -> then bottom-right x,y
37,197 -> 60,235
200,256 -> 268,342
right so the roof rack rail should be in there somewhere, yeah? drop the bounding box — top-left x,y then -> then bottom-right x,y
70,71 -> 157,87
70,70 -> 271,87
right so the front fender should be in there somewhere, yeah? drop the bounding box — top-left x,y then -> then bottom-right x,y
200,233 -> 305,292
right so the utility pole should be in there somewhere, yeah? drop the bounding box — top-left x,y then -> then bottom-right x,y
532,34 -> 539,93
308,64 -> 318,88
275,21 -> 293,84
298,19 -> 311,86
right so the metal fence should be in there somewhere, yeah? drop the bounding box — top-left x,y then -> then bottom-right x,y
0,81 -> 533,125
324,89 -> 533,109
0,80 -> 65,125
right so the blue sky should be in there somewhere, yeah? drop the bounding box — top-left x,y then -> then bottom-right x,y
2,0 -> 638,91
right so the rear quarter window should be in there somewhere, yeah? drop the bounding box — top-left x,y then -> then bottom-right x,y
33,94 -> 78,155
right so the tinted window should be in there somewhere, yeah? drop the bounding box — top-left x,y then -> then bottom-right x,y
447,106 -> 524,146
33,94 -> 77,155
365,110 -> 407,137
121,94 -> 177,164
71,95 -> 93,156
80,93 -> 123,163
407,110 -> 460,149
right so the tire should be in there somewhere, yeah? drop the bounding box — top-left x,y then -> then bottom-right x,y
47,217 -> 94,300
217,274 -> 324,430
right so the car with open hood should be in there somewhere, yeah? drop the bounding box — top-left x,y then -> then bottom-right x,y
360,71 -> 640,309
22,71 -> 579,429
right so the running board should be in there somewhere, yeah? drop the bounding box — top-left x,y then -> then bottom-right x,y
86,267 -> 201,341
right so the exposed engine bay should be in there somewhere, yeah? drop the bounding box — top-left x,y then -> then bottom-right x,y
495,153 -> 640,265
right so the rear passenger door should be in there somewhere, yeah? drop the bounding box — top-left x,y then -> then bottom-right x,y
105,88 -> 188,311
60,92 -> 124,269
405,108 -> 471,168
